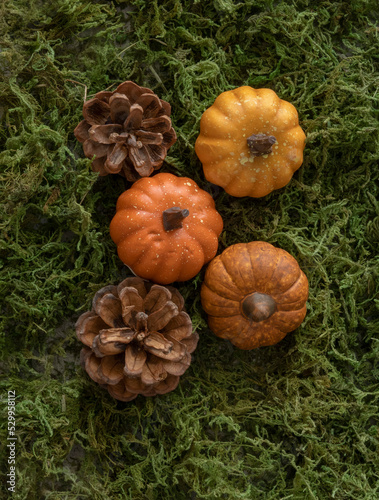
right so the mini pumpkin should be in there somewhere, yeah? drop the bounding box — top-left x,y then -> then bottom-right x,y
110,173 -> 223,285
195,86 -> 306,198
201,241 -> 308,349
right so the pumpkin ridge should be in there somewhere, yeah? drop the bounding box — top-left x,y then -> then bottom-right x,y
276,300 -> 307,313
184,224 -> 219,252
262,167 -> 276,193
267,253 -> 301,294
220,251 -> 247,295
115,189 -> 156,211
130,190 -> 157,209
116,229 -> 168,268
202,264 -> 242,301
267,253 -> 294,295
271,307 -> 307,332
271,271 -> 307,302
203,279 -> 241,301
201,284 -> 240,317
272,163 -> 294,189
270,273 -> 302,299
176,237 -> 205,278
118,208 -> 159,219
134,180 -> 165,201
246,242 -> 281,293
208,314 -> 249,340
112,224 -> 155,246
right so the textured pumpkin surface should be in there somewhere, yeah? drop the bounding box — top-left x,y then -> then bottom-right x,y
201,241 -> 308,349
195,86 -> 306,198
110,173 -> 223,284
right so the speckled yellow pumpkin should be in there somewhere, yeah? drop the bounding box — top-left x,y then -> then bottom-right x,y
195,87 -> 306,198
201,241 -> 308,350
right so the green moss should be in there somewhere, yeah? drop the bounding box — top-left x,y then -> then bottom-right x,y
1,0 -> 378,499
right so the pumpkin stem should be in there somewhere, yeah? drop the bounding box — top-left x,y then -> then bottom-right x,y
247,133 -> 276,156
241,292 -> 277,322
162,207 -> 190,231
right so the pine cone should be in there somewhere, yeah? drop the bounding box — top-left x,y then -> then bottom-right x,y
76,277 -> 199,402
74,81 -> 177,181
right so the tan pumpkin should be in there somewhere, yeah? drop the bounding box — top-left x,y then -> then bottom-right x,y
201,241 -> 308,349
110,173 -> 223,285
195,86 -> 306,198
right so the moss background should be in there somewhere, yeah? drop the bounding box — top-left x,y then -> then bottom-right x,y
1,0 -> 378,498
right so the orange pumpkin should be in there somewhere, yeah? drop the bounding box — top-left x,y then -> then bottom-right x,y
195,86 -> 306,198
110,173 -> 223,284
201,241 -> 308,349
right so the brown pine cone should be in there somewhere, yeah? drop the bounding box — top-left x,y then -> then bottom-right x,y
76,277 -> 199,402
74,81 -> 177,181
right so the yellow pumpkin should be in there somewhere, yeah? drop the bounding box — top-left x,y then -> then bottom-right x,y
195,86 -> 306,198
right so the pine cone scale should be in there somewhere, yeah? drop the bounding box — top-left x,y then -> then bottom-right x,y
94,293 -> 123,328
74,120 -> 91,142
143,331 -> 173,355
99,356 -> 124,385
146,301 -> 179,331
143,285 -> 171,313
135,130 -> 163,145
82,98 -> 110,125
118,278 -> 147,298
162,352 -> 191,376
115,81 -> 154,101
147,144 -> 169,165
106,143 -> 128,170
142,116 -> 172,133
119,286 -> 144,312
89,124 -> 123,144
163,312 -> 194,340
108,381 -> 137,402
178,333 -> 199,354
162,128 -> 177,148
124,344 -> 147,377
83,139 -> 109,159
81,349 -> 105,385
76,311 -> 107,347
160,334 -> 187,361
92,327 -> 135,357
92,157 -> 108,176
109,94 -> 131,124
95,90 -> 114,101
136,93 -> 162,118
141,358 -> 167,385
124,104 -> 143,131
129,145 -> 153,175
153,376 -> 180,395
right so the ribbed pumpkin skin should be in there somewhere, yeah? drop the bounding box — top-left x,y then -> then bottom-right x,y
110,173 -> 223,285
201,241 -> 308,349
195,87 -> 306,198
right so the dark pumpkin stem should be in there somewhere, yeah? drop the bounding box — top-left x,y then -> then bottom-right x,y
247,133 -> 276,156
241,292 -> 277,323
162,207 -> 190,231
